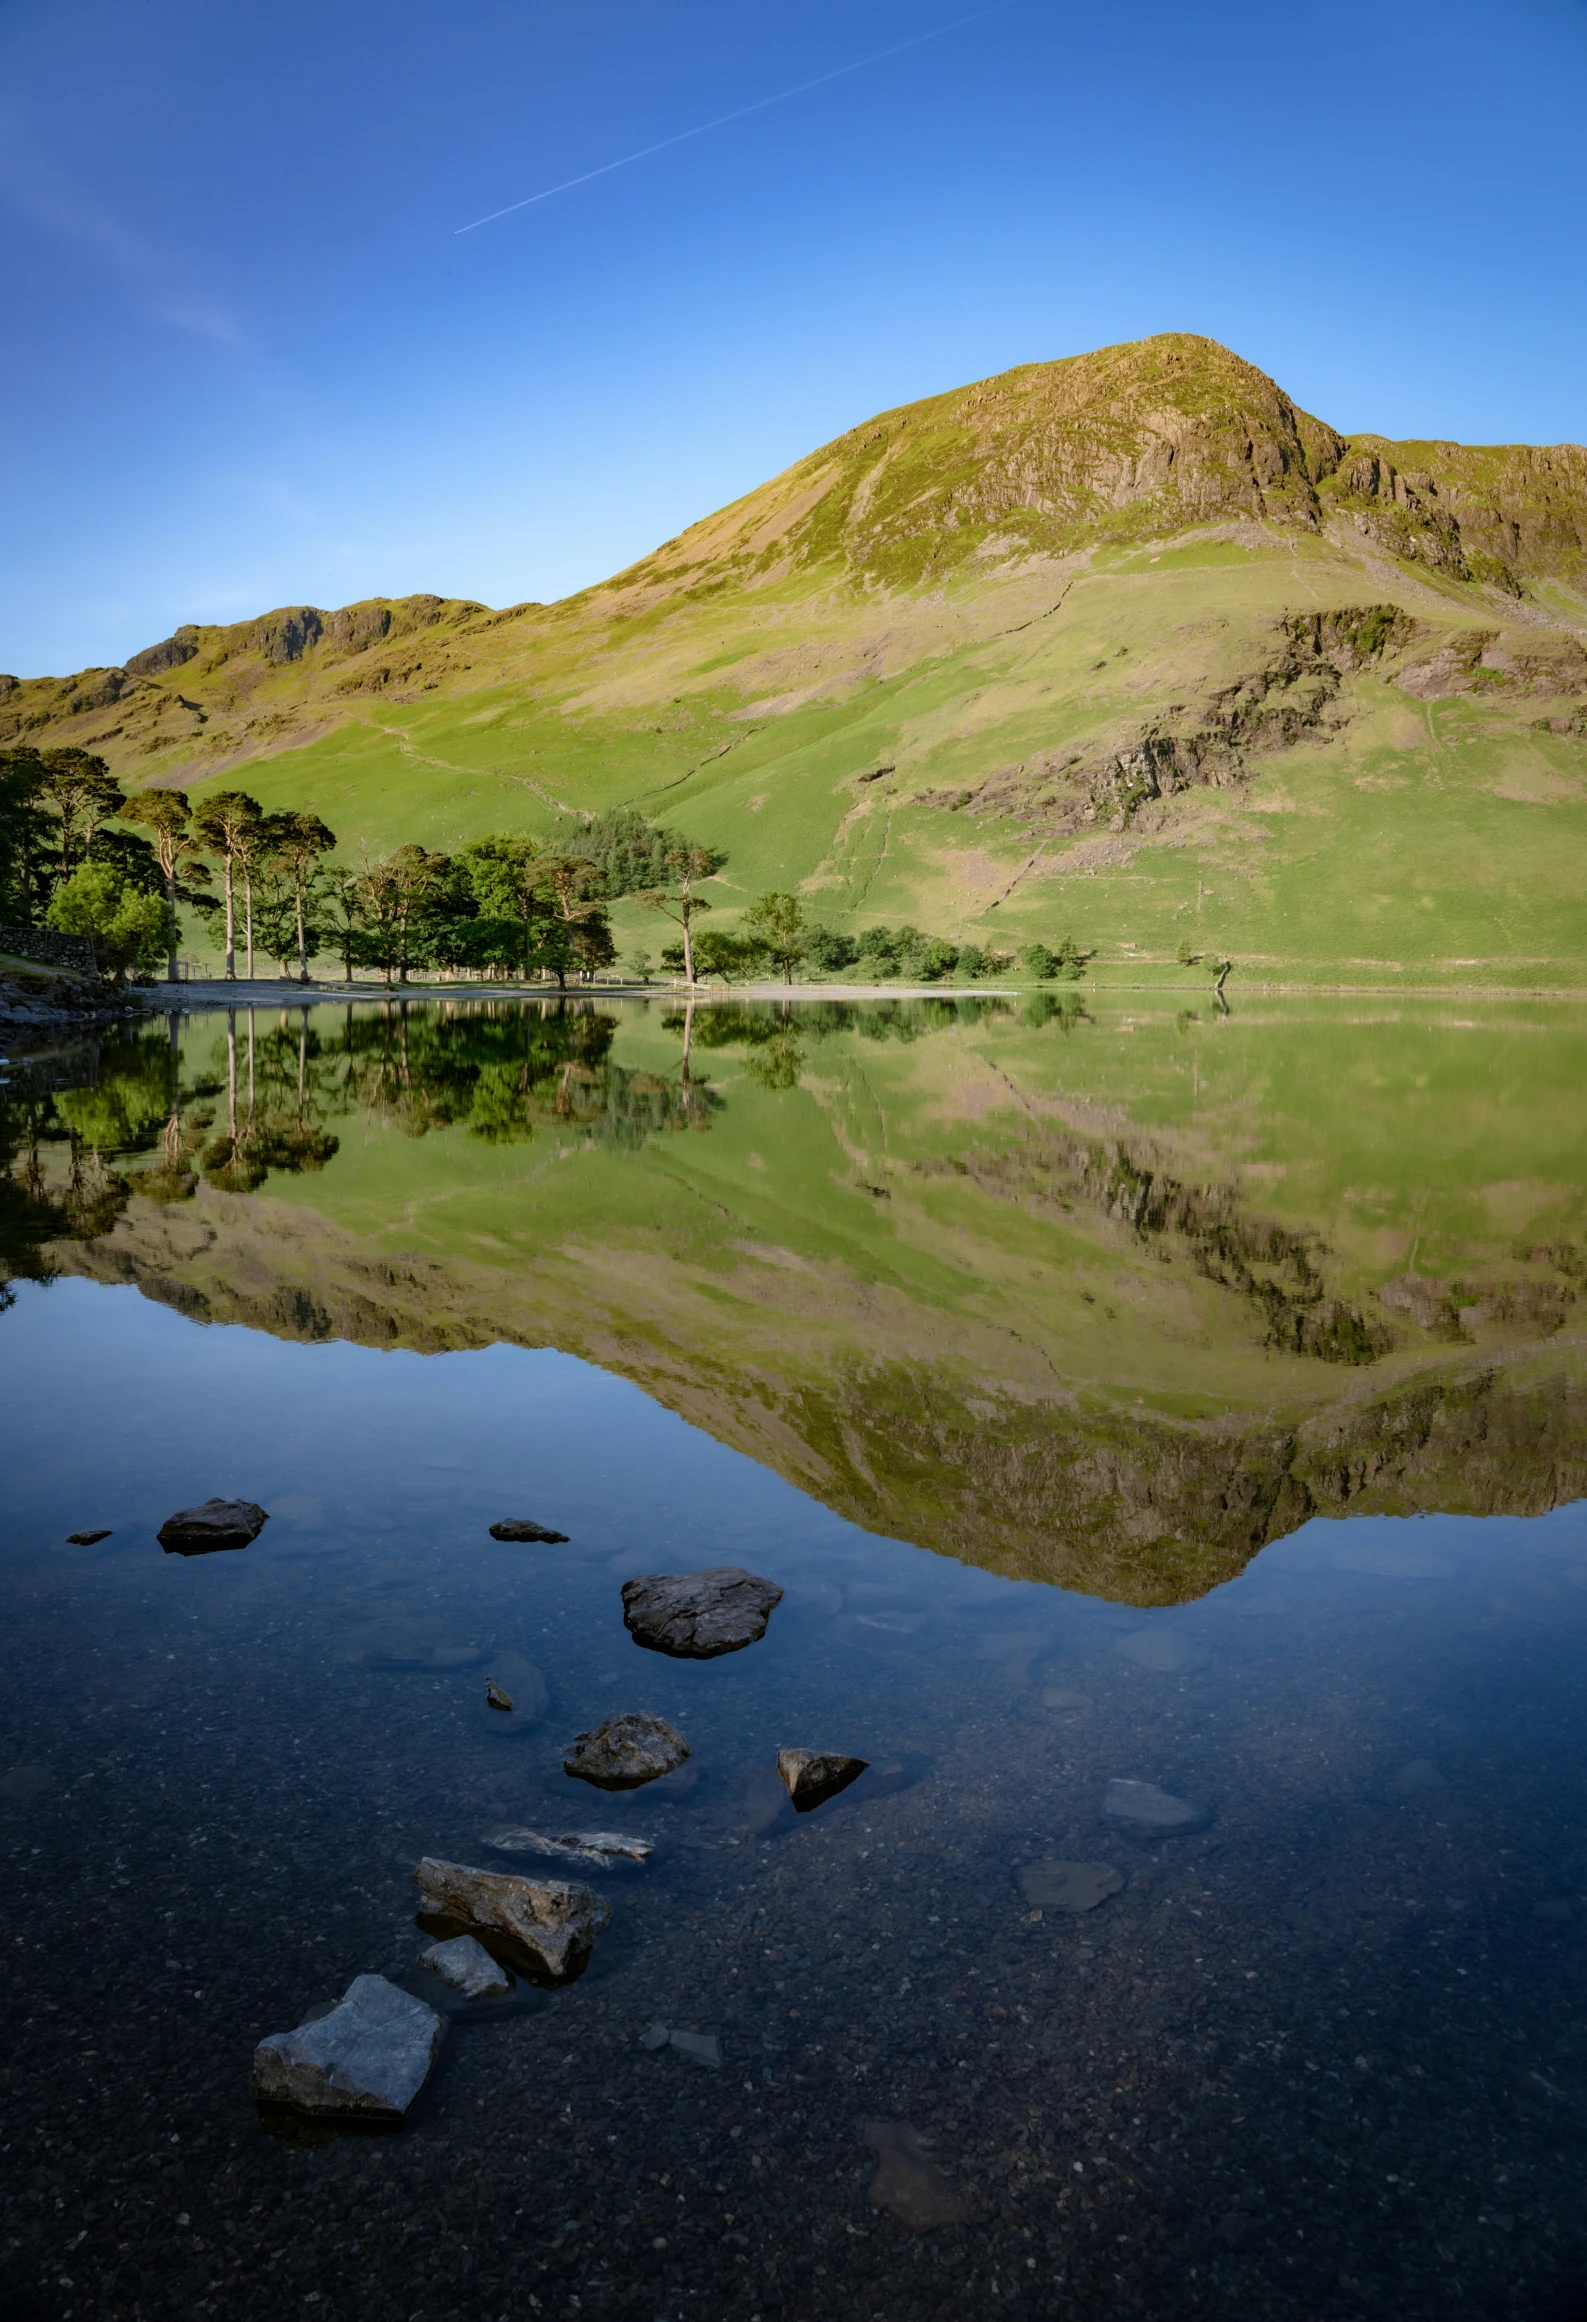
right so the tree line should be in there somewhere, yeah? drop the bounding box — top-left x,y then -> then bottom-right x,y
0,746 -> 1099,991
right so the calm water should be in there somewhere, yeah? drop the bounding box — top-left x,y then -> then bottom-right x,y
2,994 -> 1586,2322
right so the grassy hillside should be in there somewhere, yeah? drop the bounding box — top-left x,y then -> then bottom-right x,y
5,334 -> 1586,986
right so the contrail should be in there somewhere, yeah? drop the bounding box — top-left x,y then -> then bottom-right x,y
455,1 -> 1024,234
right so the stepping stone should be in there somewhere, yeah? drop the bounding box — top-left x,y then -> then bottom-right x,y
413,1857 -> 610,1980
251,1975 -> 441,2119
620,1568 -> 783,1658
65,1530 -> 111,1546
776,1748 -> 868,1812
157,1499 -> 268,1556
489,1520 -> 569,1543
564,1711 -> 691,1789
419,1934 -> 514,2000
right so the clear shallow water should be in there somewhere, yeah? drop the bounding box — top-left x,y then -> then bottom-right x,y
3,998 -> 1587,2321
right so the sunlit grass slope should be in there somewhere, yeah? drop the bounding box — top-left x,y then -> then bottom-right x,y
9,334 -> 1586,985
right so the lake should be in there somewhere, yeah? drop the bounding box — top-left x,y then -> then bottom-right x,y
3,991 -> 1586,2322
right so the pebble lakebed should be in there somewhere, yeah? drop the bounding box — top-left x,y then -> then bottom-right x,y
3,1300 -> 1587,2321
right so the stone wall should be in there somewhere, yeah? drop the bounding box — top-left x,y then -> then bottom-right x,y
0,925 -> 98,974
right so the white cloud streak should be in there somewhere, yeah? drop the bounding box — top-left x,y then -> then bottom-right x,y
455,0 -> 1025,234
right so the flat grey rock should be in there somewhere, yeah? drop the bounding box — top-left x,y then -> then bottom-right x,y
620,1567 -> 783,1658
776,1747 -> 868,1812
158,1498 -> 268,1556
419,1934 -> 514,2000
251,1974 -> 440,2118
1102,1778 -> 1212,1836
489,1519 -> 569,1543
668,2029 -> 722,2067
641,2022 -> 670,2051
564,1711 -> 691,1790
413,1856 -> 611,1980
1016,1859 -> 1124,1912
481,1824 -> 654,1865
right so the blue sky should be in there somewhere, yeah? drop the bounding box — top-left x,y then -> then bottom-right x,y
2,0 -> 1584,675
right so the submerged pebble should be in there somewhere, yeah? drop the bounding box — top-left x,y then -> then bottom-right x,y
1016,1858 -> 1124,1912
1103,1777 -> 1213,1835
863,2120 -> 974,2231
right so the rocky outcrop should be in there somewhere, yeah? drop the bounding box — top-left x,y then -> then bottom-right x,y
251,1975 -> 441,2118
1396,626 -> 1587,702
125,628 -> 200,678
969,604 -> 1424,832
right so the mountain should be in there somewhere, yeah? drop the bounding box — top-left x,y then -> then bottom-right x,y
6,333 -> 1587,985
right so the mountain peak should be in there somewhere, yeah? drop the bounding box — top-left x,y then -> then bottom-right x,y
628,333 -> 1345,597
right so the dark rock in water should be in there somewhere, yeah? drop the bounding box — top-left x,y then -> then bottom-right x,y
620,1567 -> 783,1658
65,1530 -> 111,1546
489,1519 -> 569,1543
776,1747 -> 868,1812
419,1934 -> 513,2000
1016,1858 -> 1124,1913
1102,1778 -> 1212,1836
413,1856 -> 610,1981
158,1498 -> 268,1556
472,1653 -> 548,1733
481,1824 -> 653,1865
251,1975 -> 441,2119
863,2121 -> 974,2231
564,1711 -> 691,1790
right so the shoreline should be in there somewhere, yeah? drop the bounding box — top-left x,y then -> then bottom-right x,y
115,974 -> 1587,1011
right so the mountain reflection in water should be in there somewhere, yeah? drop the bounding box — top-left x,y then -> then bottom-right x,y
3,993 -> 1584,1606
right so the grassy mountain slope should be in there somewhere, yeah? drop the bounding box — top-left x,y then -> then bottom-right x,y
6,334 -> 1586,984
